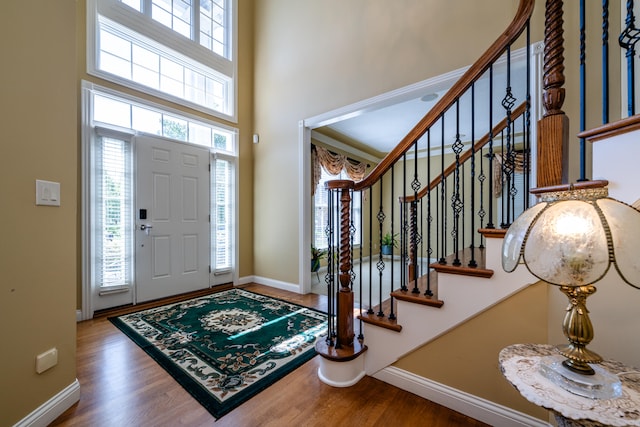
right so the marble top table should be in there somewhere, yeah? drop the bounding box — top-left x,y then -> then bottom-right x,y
499,344 -> 640,427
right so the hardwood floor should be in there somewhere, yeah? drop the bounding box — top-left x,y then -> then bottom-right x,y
51,284 -> 488,427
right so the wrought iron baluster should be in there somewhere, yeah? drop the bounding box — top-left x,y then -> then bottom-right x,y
368,184 -> 374,315
469,83 -> 478,268
620,0 -> 640,117
439,114 -> 447,264
501,45 -> 516,227
525,23 -> 532,210
435,178 -> 440,263
350,189 -> 356,293
602,0 -> 610,124
499,132 -> 506,228
356,189 -> 364,340
487,65 -> 495,229
325,187 -> 335,345
419,199 -> 424,286
399,156 -> 404,294
461,161 -> 466,257
452,100 -> 463,266
580,0 -> 587,181
411,139 -> 421,293
389,164 -> 397,320
376,176 -> 385,318
425,130 -> 434,296
509,122 -> 517,224
478,145 -> 486,251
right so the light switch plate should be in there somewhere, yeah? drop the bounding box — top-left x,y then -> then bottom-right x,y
36,180 -> 61,206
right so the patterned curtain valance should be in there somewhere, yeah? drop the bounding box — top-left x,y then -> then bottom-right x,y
311,145 -> 367,195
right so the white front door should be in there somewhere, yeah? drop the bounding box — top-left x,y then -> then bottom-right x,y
135,136 -> 210,302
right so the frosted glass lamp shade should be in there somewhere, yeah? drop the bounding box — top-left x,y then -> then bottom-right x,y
502,187 -> 640,289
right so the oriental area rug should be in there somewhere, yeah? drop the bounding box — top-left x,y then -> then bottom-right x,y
109,288 -> 327,418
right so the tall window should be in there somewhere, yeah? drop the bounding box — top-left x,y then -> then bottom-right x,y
314,168 -> 361,250
88,0 -> 236,120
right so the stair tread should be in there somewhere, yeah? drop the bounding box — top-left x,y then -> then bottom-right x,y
358,311 -> 402,332
431,247 -> 493,278
577,114 -> 640,142
357,298 -> 402,332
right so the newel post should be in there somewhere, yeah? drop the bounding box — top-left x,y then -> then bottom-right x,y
336,182 -> 354,348
315,179 -> 367,387
537,0 -> 569,186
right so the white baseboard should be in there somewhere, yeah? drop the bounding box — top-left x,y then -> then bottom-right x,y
237,275 -> 254,286
373,367 -> 550,427
240,275 -> 302,294
14,379 -> 80,427
76,310 -> 82,322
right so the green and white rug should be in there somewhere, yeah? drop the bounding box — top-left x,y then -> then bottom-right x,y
109,288 -> 327,418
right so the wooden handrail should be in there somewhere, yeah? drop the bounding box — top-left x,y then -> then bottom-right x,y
402,101 -> 528,203
353,0 -> 535,192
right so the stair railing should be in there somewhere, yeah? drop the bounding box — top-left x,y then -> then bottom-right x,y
577,0 -> 640,180
317,0 -> 536,358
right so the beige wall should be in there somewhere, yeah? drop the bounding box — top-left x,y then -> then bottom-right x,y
253,0 -> 544,285
0,1 -> 78,425
394,282 -> 549,420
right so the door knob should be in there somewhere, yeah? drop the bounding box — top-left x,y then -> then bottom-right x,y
140,224 -> 153,235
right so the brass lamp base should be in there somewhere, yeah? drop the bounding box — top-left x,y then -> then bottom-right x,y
558,285 -> 601,375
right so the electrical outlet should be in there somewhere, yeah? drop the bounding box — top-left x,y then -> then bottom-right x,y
36,348 -> 58,374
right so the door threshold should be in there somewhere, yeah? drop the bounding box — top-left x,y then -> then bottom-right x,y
92,284 -> 233,319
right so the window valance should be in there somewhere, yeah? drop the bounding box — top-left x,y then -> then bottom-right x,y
311,145 -> 367,195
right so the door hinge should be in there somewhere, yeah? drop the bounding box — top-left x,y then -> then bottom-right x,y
209,164 -> 211,172
209,265 -> 212,273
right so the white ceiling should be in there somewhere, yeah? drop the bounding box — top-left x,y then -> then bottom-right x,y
315,55 -> 530,156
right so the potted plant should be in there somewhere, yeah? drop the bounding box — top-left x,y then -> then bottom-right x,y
311,245 -> 326,272
381,232 -> 398,255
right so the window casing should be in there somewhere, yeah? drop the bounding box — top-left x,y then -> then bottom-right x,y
87,0 -> 236,121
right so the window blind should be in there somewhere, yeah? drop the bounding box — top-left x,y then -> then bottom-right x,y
96,136 -> 133,287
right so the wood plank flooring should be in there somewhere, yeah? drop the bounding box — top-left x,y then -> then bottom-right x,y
51,283 -> 488,427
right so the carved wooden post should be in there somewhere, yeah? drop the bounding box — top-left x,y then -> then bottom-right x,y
336,183 -> 354,348
537,0 -> 569,186
315,179 -> 367,386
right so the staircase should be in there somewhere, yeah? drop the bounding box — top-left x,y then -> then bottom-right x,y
361,233 -> 537,375
315,0 -> 640,424
316,0 -> 538,371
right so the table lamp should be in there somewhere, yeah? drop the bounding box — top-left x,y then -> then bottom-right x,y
501,183 -> 640,398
